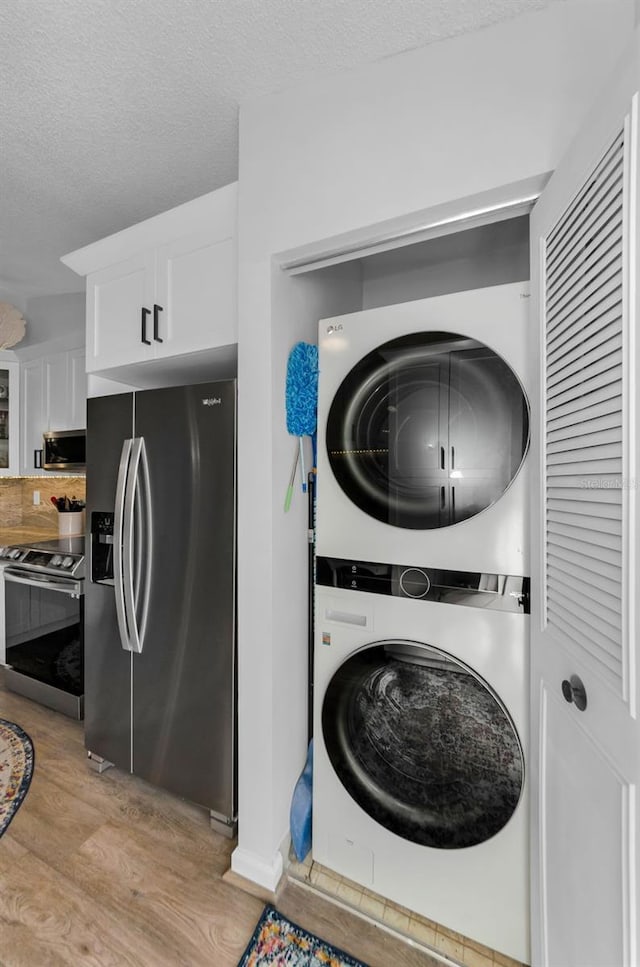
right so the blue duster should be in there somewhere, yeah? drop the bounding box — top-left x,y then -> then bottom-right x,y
284,342 -> 319,508
290,740 -> 314,862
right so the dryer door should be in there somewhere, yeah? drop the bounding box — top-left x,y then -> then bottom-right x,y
322,639 -> 524,848
325,331 -> 529,529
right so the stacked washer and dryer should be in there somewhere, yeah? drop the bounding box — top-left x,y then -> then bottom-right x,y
313,282 -> 531,964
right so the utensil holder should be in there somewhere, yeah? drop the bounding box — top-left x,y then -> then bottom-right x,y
58,510 -> 85,538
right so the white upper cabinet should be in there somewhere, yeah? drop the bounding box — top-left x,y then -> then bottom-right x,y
20,347 -> 87,474
67,347 -> 87,430
62,184 -> 237,376
88,250 -> 155,370
20,359 -> 44,475
155,229 -> 236,359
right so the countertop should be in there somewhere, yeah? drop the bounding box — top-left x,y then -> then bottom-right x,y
0,527 -> 60,547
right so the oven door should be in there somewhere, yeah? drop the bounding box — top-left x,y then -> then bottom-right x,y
4,567 -> 84,719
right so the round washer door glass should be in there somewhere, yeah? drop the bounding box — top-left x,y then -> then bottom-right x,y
322,640 -> 524,848
326,331 -> 529,529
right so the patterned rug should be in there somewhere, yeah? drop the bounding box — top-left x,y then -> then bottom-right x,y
238,905 -> 369,966
0,718 -> 34,836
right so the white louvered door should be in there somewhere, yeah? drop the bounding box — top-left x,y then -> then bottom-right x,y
530,32 -> 640,967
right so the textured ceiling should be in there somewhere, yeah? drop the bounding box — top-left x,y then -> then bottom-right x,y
0,0 -> 555,312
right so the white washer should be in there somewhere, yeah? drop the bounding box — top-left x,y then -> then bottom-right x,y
313,583 -> 529,964
313,282 -> 531,962
316,282 -> 531,576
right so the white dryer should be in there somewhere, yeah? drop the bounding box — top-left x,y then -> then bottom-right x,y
313,282 -> 531,962
316,282 -> 531,576
313,577 -> 529,964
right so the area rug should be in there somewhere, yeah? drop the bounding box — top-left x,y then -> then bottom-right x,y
0,718 -> 34,836
238,904 -> 369,966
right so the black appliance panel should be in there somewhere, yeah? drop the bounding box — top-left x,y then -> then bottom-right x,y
85,393 -> 134,770
131,382 -> 236,815
91,512 -> 114,583
316,556 -> 530,614
43,429 -> 86,471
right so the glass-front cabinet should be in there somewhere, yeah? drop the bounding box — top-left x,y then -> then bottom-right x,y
0,362 -> 20,475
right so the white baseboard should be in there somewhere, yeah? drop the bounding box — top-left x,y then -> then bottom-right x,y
278,828 -> 292,870
231,845 -> 284,894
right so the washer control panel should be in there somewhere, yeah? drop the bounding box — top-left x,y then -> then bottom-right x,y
399,567 -> 431,598
316,556 -> 529,613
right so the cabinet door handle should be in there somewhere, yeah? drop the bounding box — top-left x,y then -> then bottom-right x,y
153,304 -> 164,343
440,446 -> 445,470
34,449 -> 42,469
451,446 -> 455,470
141,307 -> 151,345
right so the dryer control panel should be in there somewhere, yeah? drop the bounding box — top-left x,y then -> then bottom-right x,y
316,556 -> 529,613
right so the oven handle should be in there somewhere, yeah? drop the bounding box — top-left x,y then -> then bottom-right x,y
4,568 -> 83,596
114,438 -> 134,652
123,437 -> 152,655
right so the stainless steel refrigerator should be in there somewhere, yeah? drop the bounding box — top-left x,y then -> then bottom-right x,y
85,380 -> 236,835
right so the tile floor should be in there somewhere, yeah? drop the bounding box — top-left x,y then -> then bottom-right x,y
288,852 -> 526,967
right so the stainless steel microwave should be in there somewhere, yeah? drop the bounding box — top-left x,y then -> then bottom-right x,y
41,429 -> 86,472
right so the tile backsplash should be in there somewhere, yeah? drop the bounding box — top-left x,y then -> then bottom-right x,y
0,476 -> 86,536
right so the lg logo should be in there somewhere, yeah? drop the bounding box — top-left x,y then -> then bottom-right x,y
326,323 -> 344,334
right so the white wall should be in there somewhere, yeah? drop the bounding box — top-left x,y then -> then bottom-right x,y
234,0 -> 635,889
361,215 -> 529,309
22,292 -> 85,349
232,262 -> 362,886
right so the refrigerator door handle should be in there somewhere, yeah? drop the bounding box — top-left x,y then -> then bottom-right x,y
127,436 -> 153,654
114,438 -> 134,652
122,438 -> 152,654
122,439 -> 140,653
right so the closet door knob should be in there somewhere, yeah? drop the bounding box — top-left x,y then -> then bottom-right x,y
561,674 -> 587,711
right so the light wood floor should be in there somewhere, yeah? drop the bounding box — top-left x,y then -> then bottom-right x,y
0,683 -> 441,967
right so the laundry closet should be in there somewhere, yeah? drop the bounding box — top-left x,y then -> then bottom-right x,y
232,6 -> 637,967
287,209 -> 532,963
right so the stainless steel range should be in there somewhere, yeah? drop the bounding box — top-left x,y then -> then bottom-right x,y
2,537 -> 85,719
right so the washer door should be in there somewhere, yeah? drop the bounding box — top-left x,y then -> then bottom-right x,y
326,331 -> 529,529
322,640 -> 524,848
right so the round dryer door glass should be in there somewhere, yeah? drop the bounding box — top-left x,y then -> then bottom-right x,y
326,331 -> 529,529
322,640 -> 524,848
